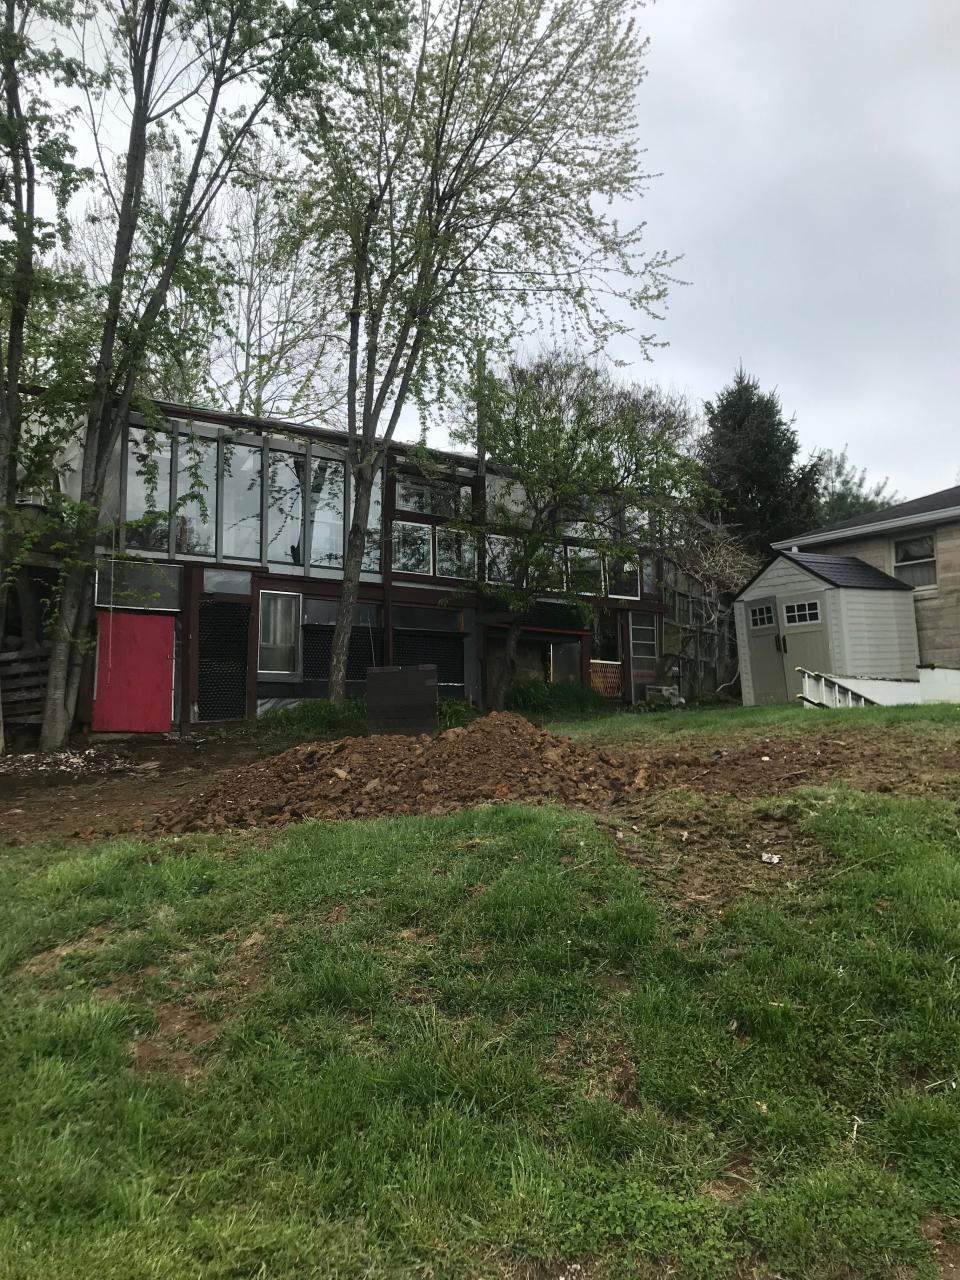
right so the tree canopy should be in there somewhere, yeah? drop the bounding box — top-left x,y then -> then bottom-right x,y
699,368 -> 821,555
815,445 -> 898,528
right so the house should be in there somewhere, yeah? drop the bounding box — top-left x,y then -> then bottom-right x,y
1,400 -> 733,735
772,484 -> 960,670
734,550 -> 919,706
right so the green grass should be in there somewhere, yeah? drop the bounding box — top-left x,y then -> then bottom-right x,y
548,698 -> 960,745
3,775 -> 960,1277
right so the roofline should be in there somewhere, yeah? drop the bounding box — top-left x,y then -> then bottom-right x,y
773,505 -> 960,549
734,549 -> 912,600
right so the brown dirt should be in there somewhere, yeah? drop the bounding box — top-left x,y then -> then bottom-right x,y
924,1218 -> 960,1280
155,713 -> 643,833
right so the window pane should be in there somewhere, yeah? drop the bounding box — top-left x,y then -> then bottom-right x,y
486,535 -> 518,584
895,536 -> 934,563
259,592 -> 301,673
175,434 -> 217,555
222,442 -> 262,560
567,547 -> 603,595
310,457 -> 345,568
204,569 -> 251,595
393,521 -> 432,574
895,560 -> 937,587
125,427 -> 172,551
397,476 -> 471,518
362,469 -> 383,572
607,559 -> 640,598
267,450 -> 305,566
436,528 -> 476,579
529,544 -> 565,591
750,605 -> 774,628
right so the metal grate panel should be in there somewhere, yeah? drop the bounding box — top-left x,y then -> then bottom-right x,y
198,600 -> 249,720
303,626 -> 385,681
393,632 -> 464,685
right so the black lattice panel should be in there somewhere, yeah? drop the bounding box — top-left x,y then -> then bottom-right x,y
303,626 -> 384,681
393,632 -> 464,684
198,601 -> 250,720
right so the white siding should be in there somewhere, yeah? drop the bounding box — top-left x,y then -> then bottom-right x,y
734,601 -> 755,705
740,559 -> 825,601
834,590 -> 920,678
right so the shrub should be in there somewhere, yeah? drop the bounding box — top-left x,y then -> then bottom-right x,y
257,697 -> 367,745
505,679 -> 611,719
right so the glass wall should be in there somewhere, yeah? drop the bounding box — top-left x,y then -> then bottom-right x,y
362,468 -> 382,571
310,456 -> 345,568
125,427 -> 172,551
175,434 -> 218,556
222,441 -> 262,560
393,521 -> 432,574
267,450 -> 306,566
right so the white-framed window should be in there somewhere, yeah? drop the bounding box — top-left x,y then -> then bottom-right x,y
784,600 -> 820,626
258,591 -> 302,674
750,604 -> 774,628
392,521 -> 433,575
630,611 -> 658,660
436,527 -> 476,579
894,534 -> 937,588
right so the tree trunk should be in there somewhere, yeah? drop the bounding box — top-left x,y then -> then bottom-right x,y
491,619 -> 522,711
328,471 -> 373,707
39,563 -> 89,750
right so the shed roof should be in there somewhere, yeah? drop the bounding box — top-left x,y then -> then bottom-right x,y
736,551 -> 913,599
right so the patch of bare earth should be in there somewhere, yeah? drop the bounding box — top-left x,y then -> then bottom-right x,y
924,1218 -> 960,1280
20,922 -> 275,1083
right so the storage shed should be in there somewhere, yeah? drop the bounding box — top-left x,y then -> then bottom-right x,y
734,551 -> 919,705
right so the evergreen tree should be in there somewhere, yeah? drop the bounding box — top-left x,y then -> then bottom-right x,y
700,368 -> 821,555
815,445 -> 897,527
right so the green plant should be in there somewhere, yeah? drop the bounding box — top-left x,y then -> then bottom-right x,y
505,678 -> 611,719
255,696 -> 367,746
439,699 -> 478,730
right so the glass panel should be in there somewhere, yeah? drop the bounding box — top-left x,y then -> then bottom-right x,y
528,544 -> 566,591
750,605 -> 774,628
895,560 -> 937,587
362,469 -> 383,572
96,559 -> 180,611
397,476 -> 472,518
222,441 -> 262,561
784,600 -> 820,625
203,568 -> 251,595
607,558 -> 640,598
125,427 -> 172,551
436,528 -> 476,579
393,521 -> 432,574
267,450 -> 306,567
486,535 -> 518,583
567,546 -> 603,595
641,560 -> 656,594
895,536 -> 935,563
97,437 -> 122,533
258,591 -> 301,673
175,433 -> 217,556
310,457 -> 345,568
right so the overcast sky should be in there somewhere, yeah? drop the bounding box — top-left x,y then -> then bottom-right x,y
606,0 -> 959,500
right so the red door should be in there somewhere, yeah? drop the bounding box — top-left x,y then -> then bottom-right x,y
92,611 -> 175,732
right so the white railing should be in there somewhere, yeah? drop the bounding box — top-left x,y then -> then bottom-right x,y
798,665 -> 960,709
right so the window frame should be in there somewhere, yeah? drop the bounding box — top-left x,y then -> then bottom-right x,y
749,604 -> 775,629
893,533 -> 937,589
257,590 -> 303,676
391,519 -> 434,576
783,599 -> 821,626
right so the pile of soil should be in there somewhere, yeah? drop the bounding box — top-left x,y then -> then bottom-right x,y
157,712 -> 643,832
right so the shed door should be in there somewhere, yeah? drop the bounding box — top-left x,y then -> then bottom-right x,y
779,593 -> 829,701
745,596 -> 788,704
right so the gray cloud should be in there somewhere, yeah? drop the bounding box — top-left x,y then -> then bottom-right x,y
614,0 -> 960,497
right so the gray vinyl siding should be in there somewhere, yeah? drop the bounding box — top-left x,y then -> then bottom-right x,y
739,559 -> 822,602
834,589 -> 920,678
733,601 -> 754,705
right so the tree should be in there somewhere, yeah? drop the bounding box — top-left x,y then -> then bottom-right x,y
453,354 -> 698,708
299,0 -> 676,705
815,445 -> 898,528
30,0 -> 382,748
699,368 -> 821,555
0,0 -> 86,752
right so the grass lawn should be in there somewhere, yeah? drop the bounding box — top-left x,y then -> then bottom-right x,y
3,706 -> 960,1277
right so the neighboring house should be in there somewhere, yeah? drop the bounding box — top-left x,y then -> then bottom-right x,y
773,484 -> 960,670
1,401 -> 732,735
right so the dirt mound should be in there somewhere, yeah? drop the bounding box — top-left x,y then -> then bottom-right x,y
157,712 -> 642,833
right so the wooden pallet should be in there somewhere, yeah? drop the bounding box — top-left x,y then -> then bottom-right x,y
0,647 -> 50,724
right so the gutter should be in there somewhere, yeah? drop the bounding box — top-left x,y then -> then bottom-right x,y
772,506 -> 960,549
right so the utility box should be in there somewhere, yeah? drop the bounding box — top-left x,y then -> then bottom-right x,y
367,664 -> 439,736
